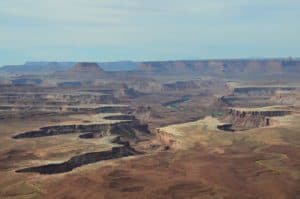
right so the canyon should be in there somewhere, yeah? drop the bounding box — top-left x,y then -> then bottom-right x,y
0,60 -> 299,199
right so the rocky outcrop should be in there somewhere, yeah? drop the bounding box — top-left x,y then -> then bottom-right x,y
13,119 -> 152,142
270,90 -> 300,106
233,87 -> 296,96
162,81 -> 200,92
0,91 -> 118,106
222,111 -> 266,130
156,129 -> 178,149
138,60 -> 223,74
67,62 -> 104,74
220,86 -> 297,107
57,62 -> 105,79
229,108 -> 291,117
221,108 -> 291,131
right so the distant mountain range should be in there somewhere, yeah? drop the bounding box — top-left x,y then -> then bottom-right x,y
1,58 -> 300,77
138,58 -> 300,75
0,61 -> 137,74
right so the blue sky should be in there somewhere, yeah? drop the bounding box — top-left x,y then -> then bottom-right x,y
0,0 -> 300,66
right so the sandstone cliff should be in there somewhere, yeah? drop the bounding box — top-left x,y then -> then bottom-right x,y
220,108 -> 291,131
58,62 -> 104,79
138,59 -> 300,76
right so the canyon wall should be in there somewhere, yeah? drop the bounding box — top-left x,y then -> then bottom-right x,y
221,108 -> 291,131
233,87 -> 296,96
13,119 -> 152,143
138,59 -> 300,75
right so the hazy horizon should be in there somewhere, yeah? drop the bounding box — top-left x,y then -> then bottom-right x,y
2,56 -> 300,68
1,0 -> 300,66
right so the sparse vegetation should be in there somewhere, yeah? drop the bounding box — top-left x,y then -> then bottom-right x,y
0,61 -> 300,198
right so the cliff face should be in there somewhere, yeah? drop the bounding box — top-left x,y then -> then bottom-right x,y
220,86 -> 298,107
68,62 -> 103,73
139,60 -> 223,74
59,62 -> 104,79
233,87 -> 296,96
270,90 -> 300,106
13,119 -> 152,143
162,81 -> 200,91
138,59 -> 300,75
221,108 -> 291,131
222,109 -> 269,130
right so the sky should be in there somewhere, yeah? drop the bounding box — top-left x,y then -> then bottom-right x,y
0,0 -> 300,66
